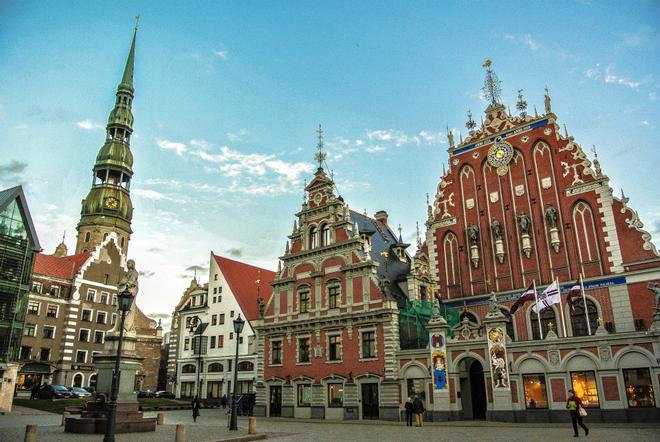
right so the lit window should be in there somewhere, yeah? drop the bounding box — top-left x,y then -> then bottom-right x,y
46,305 -> 58,318
570,371 -> 600,408
522,374 -> 548,409
328,383 -> 343,407
623,368 -> 656,408
297,384 -> 311,407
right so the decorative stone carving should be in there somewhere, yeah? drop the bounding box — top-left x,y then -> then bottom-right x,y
598,345 -> 611,362
466,198 -> 475,209
616,190 -> 660,257
514,185 -> 525,197
467,224 -> 480,268
548,349 -> 560,366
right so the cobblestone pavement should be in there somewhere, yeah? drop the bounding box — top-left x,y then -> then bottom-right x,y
1,407 -> 659,441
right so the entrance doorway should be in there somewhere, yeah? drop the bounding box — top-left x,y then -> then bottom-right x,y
459,357 -> 487,420
269,385 -> 282,417
361,383 -> 379,420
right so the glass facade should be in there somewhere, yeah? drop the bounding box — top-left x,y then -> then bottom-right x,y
623,368 -> 655,408
571,371 -> 600,408
522,374 -> 548,409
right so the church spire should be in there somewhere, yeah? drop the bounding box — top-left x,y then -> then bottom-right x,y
75,23 -> 138,256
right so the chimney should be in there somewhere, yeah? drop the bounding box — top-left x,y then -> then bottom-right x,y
374,210 -> 389,226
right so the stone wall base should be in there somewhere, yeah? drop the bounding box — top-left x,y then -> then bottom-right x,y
378,405 -> 400,421
65,401 -> 156,434
281,405 -> 294,418
253,405 -> 266,417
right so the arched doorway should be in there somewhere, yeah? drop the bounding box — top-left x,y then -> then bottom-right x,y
73,373 -> 84,388
458,357 -> 487,420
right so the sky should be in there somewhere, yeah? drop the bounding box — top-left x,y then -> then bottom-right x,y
1,1 -> 659,331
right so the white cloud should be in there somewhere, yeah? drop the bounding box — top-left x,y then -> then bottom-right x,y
76,119 -> 103,130
15,123 -> 29,130
503,33 -> 541,51
641,120 -> 650,126
367,129 -> 420,147
418,131 -> 444,144
190,139 -> 213,150
604,66 -> 641,89
132,188 -> 172,201
212,50 -> 228,60
366,145 -> 386,154
156,138 -> 187,156
585,64 -> 601,79
227,129 -> 249,142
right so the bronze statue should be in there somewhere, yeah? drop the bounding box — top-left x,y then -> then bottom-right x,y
257,297 -> 266,319
490,219 -> 502,241
518,212 -> 531,235
648,282 -> 660,311
467,224 -> 479,244
545,205 -> 558,228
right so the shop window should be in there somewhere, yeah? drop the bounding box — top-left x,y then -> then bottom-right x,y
298,337 -> 310,363
570,371 -> 600,408
570,299 -> 599,337
623,368 -> 655,408
530,308 -> 556,340
361,331 -> 376,359
297,384 -> 311,407
207,381 -> 223,398
180,382 -> 195,398
328,383 -> 343,407
238,380 -> 253,394
328,285 -> 340,309
328,335 -> 342,361
271,340 -> 282,365
522,374 -> 549,409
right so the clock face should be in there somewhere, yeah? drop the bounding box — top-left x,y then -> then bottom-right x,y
313,192 -> 323,204
104,197 -> 119,210
487,140 -> 514,169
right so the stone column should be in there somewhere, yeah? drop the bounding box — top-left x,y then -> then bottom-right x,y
428,314 -> 450,421
483,302 -> 513,422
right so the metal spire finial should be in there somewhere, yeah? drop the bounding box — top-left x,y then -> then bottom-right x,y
466,110 -> 476,131
314,124 -> 326,170
516,89 -> 528,115
62,230 -> 66,243
591,144 -> 598,159
481,59 -> 502,105
134,15 -> 140,31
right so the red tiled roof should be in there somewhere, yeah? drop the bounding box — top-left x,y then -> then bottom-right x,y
33,252 -> 91,280
212,253 -> 276,322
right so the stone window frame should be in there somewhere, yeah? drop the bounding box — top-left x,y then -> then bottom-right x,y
326,280 -> 341,310
75,349 -> 88,364
358,327 -> 378,361
296,334 -> 312,365
270,338 -> 283,366
96,311 -> 107,324
94,330 -> 105,344
326,382 -> 344,408
27,301 -> 40,315
86,289 -> 96,302
23,323 -> 37,337
297,284 -> 311,314
31,281 -> 42,294
100,292 -> 109,304
46,304 -> 59,318
42,325 -> 55,339
296,382 -> 312,407
326,331 -> 343,364
81,308 -> 93,322
78,328 -> 91,343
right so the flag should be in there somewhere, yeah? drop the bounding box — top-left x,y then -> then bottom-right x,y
510,283 -> 535,314
532,280 -> 560,313
566,280 -> 581,312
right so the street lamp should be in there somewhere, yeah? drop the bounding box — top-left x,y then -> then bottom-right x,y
104,289 -> 133,442
229,313 -> 245,431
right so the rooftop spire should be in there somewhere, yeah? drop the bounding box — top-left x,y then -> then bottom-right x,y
314,124 -> 326,170
481,59 -> 502,105
119,16 -> 139,93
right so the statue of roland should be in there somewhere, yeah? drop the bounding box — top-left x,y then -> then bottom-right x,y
112,259 -> 139,334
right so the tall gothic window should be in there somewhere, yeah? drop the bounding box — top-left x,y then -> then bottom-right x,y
443,232 -> 460,290
530,307 -> 557,340
309,226 -> 318,249
572,201 -> 603,275
321,224 -> 331,246
570,298 -> 599,337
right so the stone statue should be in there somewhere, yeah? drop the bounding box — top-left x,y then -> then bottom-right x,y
648,283 -> 660,311
433,291 -> 443,317
490,219 -> 502,241
257,297 -> 266,319
447,129 -> 455,148
518,212 -> 531,235
545,205 -> 557,228
466,224 -> 479,244
544,90 -> 552,114
488,291 -> 500,314
113,259 -> 139,334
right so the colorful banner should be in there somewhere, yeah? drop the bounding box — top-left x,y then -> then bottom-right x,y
430,332 -> 447,390
487,326 -> 510,390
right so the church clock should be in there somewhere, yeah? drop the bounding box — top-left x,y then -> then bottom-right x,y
487,140 -> 514,176
104,196 -> 119,210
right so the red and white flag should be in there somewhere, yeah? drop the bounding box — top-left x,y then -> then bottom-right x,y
532,280 -> 560,313
510,283 -> 535,314
566,280 -> 581,312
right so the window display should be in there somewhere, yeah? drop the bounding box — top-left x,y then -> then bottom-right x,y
623,368 -> 655,408
522,374 -> 548,409
297,384 -> 311,407
328,383 -> 343,407
570,371 -> 600,408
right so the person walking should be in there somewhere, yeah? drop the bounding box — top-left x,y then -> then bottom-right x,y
191,395 -> 201,423
221,394 -> 228,409
404,397 -> 413,427
412,395 -> 425,427
566,389 -> 589,437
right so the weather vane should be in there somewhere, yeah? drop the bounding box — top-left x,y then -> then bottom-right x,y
314,124 -> 326,169
481,59 -> 502,105
134,15 -> 140,31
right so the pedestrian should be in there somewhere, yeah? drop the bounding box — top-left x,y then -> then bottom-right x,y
30,383 -> 39,400
566,389 -> 589,437
404,397 -> 413,427
221,394 -> 228,409
412,395 -> 425,427
191,395 -> 201,423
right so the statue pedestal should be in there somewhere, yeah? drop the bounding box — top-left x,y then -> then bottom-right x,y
65,333 -> 156,434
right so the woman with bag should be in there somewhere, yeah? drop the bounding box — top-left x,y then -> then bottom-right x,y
566,389 -> 589,437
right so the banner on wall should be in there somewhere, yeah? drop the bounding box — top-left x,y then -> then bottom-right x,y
487,326 -> 510,390
429,332 -> 447,390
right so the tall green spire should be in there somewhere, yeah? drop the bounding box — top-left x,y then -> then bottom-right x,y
76,22 -> 139,256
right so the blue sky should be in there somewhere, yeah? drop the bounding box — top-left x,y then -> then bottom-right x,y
1,1 -> 659,328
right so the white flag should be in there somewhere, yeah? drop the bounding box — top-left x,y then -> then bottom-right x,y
532,280 -> 560,313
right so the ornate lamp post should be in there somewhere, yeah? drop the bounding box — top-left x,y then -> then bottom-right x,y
103,289 -> 133,442
229,314 -> 245,431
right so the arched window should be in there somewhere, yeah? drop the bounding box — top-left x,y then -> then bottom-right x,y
208,363 -> 224,373
182,364 -> 196,374
73,373 -> 83,388
570,299 -> 599,337
321,224 -> 331,246
88,374 -> 97,390
309,226 -> 318,249
530,308 -> 557,340
238,361 -> 254,371
84,232 -> 91,242
572,201 -> 603,275
499,308 -> 515,341
443,232 -> 460,291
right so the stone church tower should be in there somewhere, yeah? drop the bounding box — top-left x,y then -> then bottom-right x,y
75,28 -> 137,256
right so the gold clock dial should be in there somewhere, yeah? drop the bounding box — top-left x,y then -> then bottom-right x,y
104,197 -> 119,210
487,140 -> 514,169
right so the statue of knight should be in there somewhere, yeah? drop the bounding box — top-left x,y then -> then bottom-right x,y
648,282 -> 660,313
111,259 -> 139,334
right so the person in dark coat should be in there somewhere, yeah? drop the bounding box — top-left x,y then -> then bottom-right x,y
566,389 -> 589,437
191,395 -> 201,422
404,397 -> 413,426
30,384 -> 39,400
221,394 -> 228,409
412,395 -> 425,427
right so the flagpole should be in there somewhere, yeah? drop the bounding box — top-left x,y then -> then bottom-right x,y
580,273 -> 592,336
533,280 -> 543,339
557,277 -> 567,338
